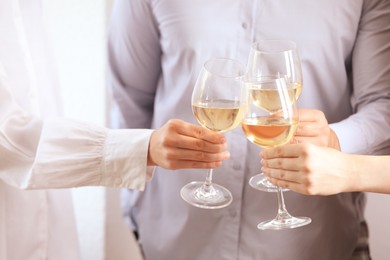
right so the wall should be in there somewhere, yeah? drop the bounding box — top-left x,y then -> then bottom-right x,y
43,1 -> 141,259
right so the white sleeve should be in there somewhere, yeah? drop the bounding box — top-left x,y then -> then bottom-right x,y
0,74 -> 153,191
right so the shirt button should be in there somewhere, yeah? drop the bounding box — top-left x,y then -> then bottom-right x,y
241,22 -> 248,29
233,164 -> 241,171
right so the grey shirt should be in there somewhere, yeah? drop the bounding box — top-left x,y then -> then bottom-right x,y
108,0 -> 390,259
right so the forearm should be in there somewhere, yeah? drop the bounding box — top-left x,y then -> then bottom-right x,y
331,103 -> 390,155
1,114 -> 152,190
351,155 -> 390,194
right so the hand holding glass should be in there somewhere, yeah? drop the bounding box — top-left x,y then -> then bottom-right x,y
180,58 -> 247,209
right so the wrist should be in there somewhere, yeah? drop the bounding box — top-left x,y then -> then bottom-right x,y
344,154 -> 361,192
328,128 -> 341,151
147,130 -> 157,166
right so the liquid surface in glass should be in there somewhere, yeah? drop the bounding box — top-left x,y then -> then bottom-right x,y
249,82 -> 302,113
242,117 -> 297,147
193,99 -> 242,133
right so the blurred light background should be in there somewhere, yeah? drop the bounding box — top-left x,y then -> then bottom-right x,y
42,0 -> 140,259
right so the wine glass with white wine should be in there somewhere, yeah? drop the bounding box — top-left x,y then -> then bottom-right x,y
180,57 -> 247,209
242,76 -> 311,230
246,39 -> 303,192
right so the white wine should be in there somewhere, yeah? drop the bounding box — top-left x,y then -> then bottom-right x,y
193,100 -> 243,132
242,117 -> 298,147
293,82 -> 302,100
249,82 -> 302,113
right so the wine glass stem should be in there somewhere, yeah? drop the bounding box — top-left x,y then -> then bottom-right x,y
276,187 -> 290,218
202,168 -> 213,192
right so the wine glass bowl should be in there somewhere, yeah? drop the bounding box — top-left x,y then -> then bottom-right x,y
243,77 -> 298,142
180,57 -> 247,209
247,40 -> 303,101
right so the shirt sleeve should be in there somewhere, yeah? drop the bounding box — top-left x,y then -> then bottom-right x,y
330,0 -> 390,155
107,0 -> 161,129
0,75 -> 153,191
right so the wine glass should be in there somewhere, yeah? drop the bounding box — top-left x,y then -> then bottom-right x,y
180,57 -> 247,209
242,76 -> 311,230
246,39 -> 303,192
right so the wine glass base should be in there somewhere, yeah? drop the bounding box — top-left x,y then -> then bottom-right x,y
180,181 -> 233,209
249,174 -> 289,192
257,216 -> 311,230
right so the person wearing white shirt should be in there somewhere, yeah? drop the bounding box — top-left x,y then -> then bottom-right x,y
0,1 -> 229,259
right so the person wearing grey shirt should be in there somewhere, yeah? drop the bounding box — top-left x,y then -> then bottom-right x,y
107,0 -> 390,259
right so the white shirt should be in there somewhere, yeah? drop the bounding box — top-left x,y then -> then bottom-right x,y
0,1 -> 150,259
108,0 -> 390,259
